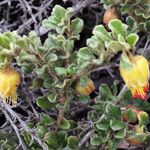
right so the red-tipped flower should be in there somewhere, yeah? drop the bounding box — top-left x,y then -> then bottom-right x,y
120,52 -> 149,100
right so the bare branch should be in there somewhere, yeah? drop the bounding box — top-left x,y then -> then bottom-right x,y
1,107 -> 28,150
0,99 -> 48,150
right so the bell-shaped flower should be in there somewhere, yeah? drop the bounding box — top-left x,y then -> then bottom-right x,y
120,51 -> 149,100
0,67 -> 20,105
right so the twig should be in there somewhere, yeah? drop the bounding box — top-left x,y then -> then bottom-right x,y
115,85 -> 128,104
89,63 -> 118,75
56,109 -> 64,129
1,107 -> 28,150
0,99 -> 48,150
143,38 -> 150,56
17,0 -> 54,35
78,129 -> 94,147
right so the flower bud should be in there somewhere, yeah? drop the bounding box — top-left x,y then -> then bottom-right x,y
76,79 -> 95,96
103,8 -> 119,25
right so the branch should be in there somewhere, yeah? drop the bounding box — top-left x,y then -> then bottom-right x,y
0,99 -> 48,150
1,107 -> 28,150
17,0 -> 54,35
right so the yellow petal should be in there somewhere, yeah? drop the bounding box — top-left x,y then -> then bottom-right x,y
120,52 -> 149,100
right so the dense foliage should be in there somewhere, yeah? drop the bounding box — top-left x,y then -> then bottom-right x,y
0,1 -> 150,150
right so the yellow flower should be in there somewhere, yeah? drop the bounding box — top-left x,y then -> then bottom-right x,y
120,52 -> 149,100
0,67 -> 20,105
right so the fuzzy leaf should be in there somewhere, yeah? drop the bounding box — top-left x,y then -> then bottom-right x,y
114,128 -> 126,139
96,115 -> 110,131
93,25 -> 112,42
36,125 -> 48,139
67,136 -> 78,149
90,133 -> 103,146
60,118 -> 70,130
120,51 -> 133,70
138,111 -> 149,127
40,113 -> 55,125
36,96 -> 55,109
71,18 -> 84,35
118,34 -> 130,50
32,78 -> 43,89
108,19 -> 127,39
67,64 -> 77,76
78,47 -> 95,60
126,34 -> 139,50
125,108 -> 137,123
54,67 -> 67,76
99,84 -> 115,101
47,94 -> 57,103
105,102 -> 121,119
110,119 -> 126,131
106,41 -> 123,52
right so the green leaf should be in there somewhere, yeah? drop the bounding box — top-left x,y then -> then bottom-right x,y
145,21 -> 150,32
0,34 -> 10,49
120,4 -> 130,14
47,94 -> 57,103
21,65 -> 35,74
114,128 -> 126,139
40,113 -> 55,125
35,65 -> 47,76
32,78 -> 43,89
108,19 -> 127,38
45,53 -> 58,62
110,119 -> 126,131
96,115 -> 110,131
93,25 -> 112,42
60,118 -> 70,130
43,78 -> 53,89
125,108 -> 137,123
36,96 -> 55,109
63,39 -> 74,52
54,67 -> 67,76
87,36 -> 105,55
71,18 -> 84,35
44,132 -> 60,149
78,47 -> 95,60
52,5 -> 66,21
90,133 -> 103,146
126,16 -> 135,28
105,102 -> 121,119
99,130 -> 110,143
36,125 -> 48,139
118,34 -> 130,50
67,136 -> 78,149
99,84 -> 115,101
109,138 -> 121,150
79,95 -> 90,104
55,79 -> 70,89
138,111 -> 149,127
67,64 -> 77,76
106,41 -> 123,53
126,34 -> 139,50
119,51 -> 133,70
